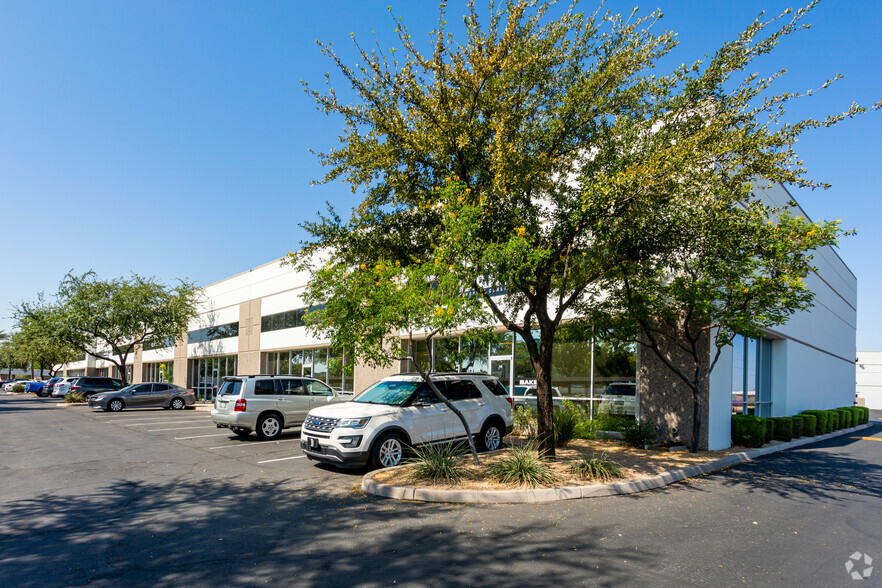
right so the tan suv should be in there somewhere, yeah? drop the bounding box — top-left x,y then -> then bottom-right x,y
210,375 -> 353,440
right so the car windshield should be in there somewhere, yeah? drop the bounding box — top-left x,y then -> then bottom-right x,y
354,380 -> 422,405
605,385 -> 636,396
511,386 -> 529,396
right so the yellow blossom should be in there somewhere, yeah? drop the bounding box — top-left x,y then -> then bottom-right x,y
360,264 -> 367,270
434,306 -> 444,317
448,212 -> 456,219
515,227 -> 526,237
464,188 -> 471,195
446,307 -> 454,315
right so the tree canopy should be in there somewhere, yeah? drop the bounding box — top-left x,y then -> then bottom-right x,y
15,272 -> 200,385
298,0 -> 876,456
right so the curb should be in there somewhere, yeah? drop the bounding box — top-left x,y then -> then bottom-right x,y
361,423 -> 873,504
193,404 -> 213,412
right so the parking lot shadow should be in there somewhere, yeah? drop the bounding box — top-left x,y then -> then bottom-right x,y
0,475 -> 655,587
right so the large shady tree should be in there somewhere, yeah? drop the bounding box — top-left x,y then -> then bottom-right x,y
299,0 -> 875,457
15,272 -> 201,385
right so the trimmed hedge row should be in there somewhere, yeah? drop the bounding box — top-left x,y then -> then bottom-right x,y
732,404 -> 866,448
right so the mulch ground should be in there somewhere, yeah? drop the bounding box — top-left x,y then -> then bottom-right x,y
372,435 -> 746,491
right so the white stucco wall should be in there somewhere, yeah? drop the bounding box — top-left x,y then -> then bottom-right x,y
856,351 -> 882,409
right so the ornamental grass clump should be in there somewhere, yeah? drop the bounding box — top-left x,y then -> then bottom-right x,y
486,444 -> 558,487
65,391 -> 86,404
568,453 -> 623,482
553,401 -> 580,447
406,442 -> 469,484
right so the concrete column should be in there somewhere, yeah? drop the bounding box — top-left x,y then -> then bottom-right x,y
132,346 -> 143,384
173,332 -> 189,388
352,336 -> 405,394
637,319 -> 711,450
237,299 -> 262,375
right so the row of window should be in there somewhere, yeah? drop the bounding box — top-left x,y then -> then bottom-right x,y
188,322 -> 239,344
260,305 -> 325,333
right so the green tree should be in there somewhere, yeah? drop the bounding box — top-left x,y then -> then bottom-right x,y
294,236 -> 493,464
13,302 -> 80,378
597,202 -> 843,452
15,272 -> 200,386
299,0 -> 875,457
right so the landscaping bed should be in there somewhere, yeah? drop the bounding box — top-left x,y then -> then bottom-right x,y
371,435 -> 743,491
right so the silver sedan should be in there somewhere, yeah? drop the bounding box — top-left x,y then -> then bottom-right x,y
88,383 -> 195,412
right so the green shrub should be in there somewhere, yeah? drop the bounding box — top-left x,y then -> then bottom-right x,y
842,406 -> 861,428
486,444 -> 558,487
554,404 -> 580,447
828,410 -> 839,432
800,413 -> 817,437
763,418 -> 774,443
858,406 -> 870,424
12,383 -> 26,393
65,392 -> 86,404
770,417 -> 793,442
835,409 -> 851,429
573,419 -> 598,440
513,406 -> 538,438
802,410 -> 828,434
406,442 -> 468,484
621,419 -> 657,448
594,415 -> 633,433
732,415 -> 765,448
568,452 -> 623,482
790,415 -> 804,438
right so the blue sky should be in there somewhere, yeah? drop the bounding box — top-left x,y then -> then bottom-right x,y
1,0 -> 879,349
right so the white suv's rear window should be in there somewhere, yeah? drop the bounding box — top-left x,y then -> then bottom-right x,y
219,380 -> 243,397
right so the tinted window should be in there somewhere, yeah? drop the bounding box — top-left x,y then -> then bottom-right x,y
446,380 -> 482,401
111,379 -> 123,388
277,379 -> 305,395
154,384 -> 172,392
219,380 -> 242,397
254,380 -> 276,395
306,380 -> 333,396
133,384 -> 152,393
605,384 -> 636,396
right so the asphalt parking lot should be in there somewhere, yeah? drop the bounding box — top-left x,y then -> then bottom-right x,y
2,394 -> 881,588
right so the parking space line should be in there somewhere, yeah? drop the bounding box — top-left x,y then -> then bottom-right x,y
147,425 -> 219,432
256,456 -> 306,464
174,433 -> 232,440
206,441 -> 285,450
126,420 -> 207,426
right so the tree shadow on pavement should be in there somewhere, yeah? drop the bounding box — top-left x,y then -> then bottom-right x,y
0,475 -> 656,587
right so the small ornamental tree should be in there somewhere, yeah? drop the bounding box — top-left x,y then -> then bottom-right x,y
293,226 -> 495,464
15,272 -> 200,386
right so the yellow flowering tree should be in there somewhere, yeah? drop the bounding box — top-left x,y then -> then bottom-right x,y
298,0 -> 876,457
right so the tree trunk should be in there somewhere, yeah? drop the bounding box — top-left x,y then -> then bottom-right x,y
533,329 -> 556,459
690,385 -> 703,453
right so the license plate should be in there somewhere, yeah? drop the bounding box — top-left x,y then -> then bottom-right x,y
615,400 -> 624,405
308,437 -> 319,450
219,401 -> 226,408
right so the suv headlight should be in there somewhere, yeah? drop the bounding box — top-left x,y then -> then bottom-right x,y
336,417 -> 371,429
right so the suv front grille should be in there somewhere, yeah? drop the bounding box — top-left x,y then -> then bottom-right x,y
305,415 -> 339,433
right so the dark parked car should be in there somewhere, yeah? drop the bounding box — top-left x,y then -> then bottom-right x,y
88,382 -> 195,412
28,377 -> 62,397
69,377 -> 124,398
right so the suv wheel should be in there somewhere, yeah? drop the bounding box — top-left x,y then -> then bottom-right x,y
369,432 -> 405,469
108,399 -> 124,412
256,414 -> 283,440
478,420 -> 503,452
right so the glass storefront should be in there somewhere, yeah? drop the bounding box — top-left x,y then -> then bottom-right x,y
112,365 -> 133,383
263,347 -> 353,391
189,355 -> 237,401
731,335 -> 772,416
405,330 -> 637,414
143,361 -> 173,384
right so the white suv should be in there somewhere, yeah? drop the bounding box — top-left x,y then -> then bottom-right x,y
301,373 -> 514,470
211,375 -> 353,440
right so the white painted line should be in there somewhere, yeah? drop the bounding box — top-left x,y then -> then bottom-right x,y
147,425 -> 219,432
256,456 -> 306,464
174,433 -> 233,440
126,420 -> 207,426
206,441 -> 285,450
